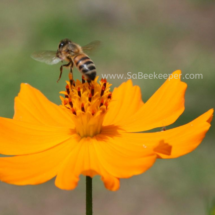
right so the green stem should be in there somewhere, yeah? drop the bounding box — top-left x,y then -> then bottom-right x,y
86,176 -> 93,215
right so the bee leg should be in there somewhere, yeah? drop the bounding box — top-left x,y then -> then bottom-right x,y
57,62 -> 71,83
69,65 -> 75,86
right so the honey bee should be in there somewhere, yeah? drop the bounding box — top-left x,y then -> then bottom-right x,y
31,39 -> 100,83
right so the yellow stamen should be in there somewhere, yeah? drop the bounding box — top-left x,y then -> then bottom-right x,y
60,77 -> 112,137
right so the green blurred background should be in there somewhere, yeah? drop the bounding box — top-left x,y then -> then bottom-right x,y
0,0 -> 215,214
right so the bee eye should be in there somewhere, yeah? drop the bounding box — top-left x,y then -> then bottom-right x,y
59,42 -> 64,48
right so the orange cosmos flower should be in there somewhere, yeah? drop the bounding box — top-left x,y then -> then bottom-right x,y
0,70 -> 213,191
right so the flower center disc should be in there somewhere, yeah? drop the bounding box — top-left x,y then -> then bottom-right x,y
60,76 -> 112,137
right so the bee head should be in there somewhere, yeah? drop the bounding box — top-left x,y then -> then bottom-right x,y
57,39 -> 80,58
58,38 -> 71,50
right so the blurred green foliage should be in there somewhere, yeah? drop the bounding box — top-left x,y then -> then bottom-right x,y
208,198 -> 215,215
0,0 -> 215,214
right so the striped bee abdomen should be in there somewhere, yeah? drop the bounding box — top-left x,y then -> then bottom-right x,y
74,54 -> 96,81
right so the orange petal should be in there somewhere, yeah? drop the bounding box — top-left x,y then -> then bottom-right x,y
14,83 -> 74,127
154,140 -> 172,155
157,108 -> 213,158
55,137 -> 120,191
120,109 -> 213,159
103,80 -> 144,126
101,126 -> 172,157
93,127 -> 157,179
111,70 -> 187,132
0,117 -> 76,155
0,137 -> 78,185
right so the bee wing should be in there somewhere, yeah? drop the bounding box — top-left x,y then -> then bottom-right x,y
31,51 -> 62,65
82,40 -> 101,55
